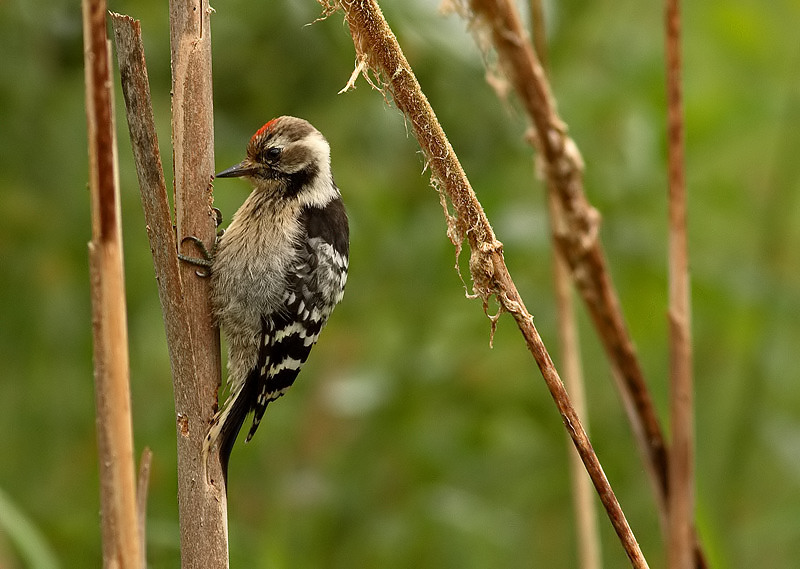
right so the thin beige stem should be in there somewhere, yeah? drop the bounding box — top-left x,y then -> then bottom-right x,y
529,3 -> 602,567
328,1 -> 649,566
136,447 -> 153,565
549,193 -> 603,569
665,0 -> 695,567
83,1 -> 142,566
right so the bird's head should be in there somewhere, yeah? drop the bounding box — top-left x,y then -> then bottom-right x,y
216,116 -> 334,205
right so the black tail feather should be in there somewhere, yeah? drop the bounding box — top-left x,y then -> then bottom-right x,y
218,365 -> 259,482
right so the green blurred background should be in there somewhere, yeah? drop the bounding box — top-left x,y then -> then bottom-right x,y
1,0 -> 799,567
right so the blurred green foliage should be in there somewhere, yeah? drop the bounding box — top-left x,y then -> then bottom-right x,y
1,0 -> 799,567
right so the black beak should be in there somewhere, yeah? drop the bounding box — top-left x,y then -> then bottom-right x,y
216,161 -> 254,179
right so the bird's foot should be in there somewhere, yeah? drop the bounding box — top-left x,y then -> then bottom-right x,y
178,236 -> 214,277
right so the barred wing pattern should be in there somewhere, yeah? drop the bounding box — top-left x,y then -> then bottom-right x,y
245,235 -> 348,440
215,197 -> 349,469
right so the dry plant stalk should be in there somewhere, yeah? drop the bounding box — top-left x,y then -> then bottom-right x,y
136,447 -> 153,566
83,0 -> 143,567
460,0 -> 669,504
169,0 -> 230,565
324,0 -> 649,566
460,0 -> 678,535
665,0 -> 695,567
110,11 -> 229,569
463,0 -> 706,565
552,197 -> 603,569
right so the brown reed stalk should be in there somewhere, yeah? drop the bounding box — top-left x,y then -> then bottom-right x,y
460,1 -> 706,565
83,0 -> 143,566
459,0 -> 670,516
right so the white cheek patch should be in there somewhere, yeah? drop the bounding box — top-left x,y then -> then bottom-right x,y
295,133 -> 338,208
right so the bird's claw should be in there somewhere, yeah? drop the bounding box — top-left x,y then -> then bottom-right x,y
178,236 -> 214,277
212,207 -> 223,228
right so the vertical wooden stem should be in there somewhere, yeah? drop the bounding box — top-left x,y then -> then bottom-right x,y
83,0 -> 143,566
111,10 -> 229,567
167,1 -> 229,567
550,193 -> 603,569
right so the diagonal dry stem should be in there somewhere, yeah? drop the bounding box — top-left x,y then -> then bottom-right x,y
323,1 -> 649,566
461,0 -> 674,524
460,0 -> 668,504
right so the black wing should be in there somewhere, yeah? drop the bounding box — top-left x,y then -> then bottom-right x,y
244,198 -> 349,440
213,197 -> 349,478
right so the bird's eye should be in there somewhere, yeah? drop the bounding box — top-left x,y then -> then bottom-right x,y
265,147 -> 282,161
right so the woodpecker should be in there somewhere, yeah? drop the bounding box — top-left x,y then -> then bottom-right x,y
202,116 -> 349,475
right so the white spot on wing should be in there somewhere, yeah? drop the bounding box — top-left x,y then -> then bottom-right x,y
269,357 -> 303,375
274,322 -> 307,343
